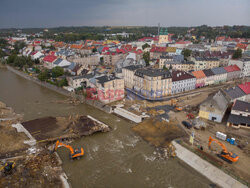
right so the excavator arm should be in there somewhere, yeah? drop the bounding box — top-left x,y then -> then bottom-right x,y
208,136 -> 228,153
208,136 -> 239,163
55,140 -> 75,155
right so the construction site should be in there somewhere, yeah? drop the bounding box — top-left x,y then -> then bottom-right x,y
112,81 -> 250,186
0,101 -> 111,187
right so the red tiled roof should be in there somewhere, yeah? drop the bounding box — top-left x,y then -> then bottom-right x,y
238,82 -> 250,95
237,43 -> 248,50
150,47 -> 167,53
43,55 -> 57,63
70,44 -> 83,49
192,70 -> 206,79
223,65 -> 240,72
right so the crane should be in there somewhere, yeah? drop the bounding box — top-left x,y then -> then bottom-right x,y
54,140 -> 84,160
208,136 -> 239,163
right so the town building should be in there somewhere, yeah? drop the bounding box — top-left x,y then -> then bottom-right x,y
158,28 -> 169,44
192,70 -> 206,88
133,68 -> 172,98
199,90 -> 230,123
211,67 -> 228,84
194,57 -> 220,71
203,69 -> 215,86
90,75 -> 125,103
238,82 -> 250,102
122,65 -> 143,89
227,100 -> 250,129
171,70 -> 196,94
229,58 -> 250,77
223,65 -> 241,81
223,86 -> 246,102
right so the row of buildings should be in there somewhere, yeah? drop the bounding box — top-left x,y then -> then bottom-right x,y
122,64 -> 242,99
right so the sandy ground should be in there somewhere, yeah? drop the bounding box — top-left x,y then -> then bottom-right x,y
0,126 -> 28,155
167,102 -> 250,185
132,118 -> 186,158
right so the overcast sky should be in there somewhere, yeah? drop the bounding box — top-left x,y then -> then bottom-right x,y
0,0 -> 249,28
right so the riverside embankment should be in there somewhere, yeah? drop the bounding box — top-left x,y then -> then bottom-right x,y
0,68 -> 214,187
173,141 -> 247,188
6,65 -> 112,113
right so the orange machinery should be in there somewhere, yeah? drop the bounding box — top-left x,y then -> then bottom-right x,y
54,140 -> 84,160
208,136 -> 239,163
171,99 -> 183,111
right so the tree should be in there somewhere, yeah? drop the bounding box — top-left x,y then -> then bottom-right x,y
182,49 -> 192,59
163,65 -> 168,71
143,52 -> 150,66
38,69 -> 50,81
57,78 -> 68,87
51,66 -> 64,78
232,48 -> 242,59
92,48 -> 97,53
142,43 -> 150,50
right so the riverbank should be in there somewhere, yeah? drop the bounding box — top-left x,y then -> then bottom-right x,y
6,65 -> 112,114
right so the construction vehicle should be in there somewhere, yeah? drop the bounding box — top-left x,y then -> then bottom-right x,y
54,140 -> 84,160
0,161 -> 16,175
171,99 -> 183,111
208,136 -> 239,163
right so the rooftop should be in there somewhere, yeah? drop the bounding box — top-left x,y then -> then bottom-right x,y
172,70 -> 195,82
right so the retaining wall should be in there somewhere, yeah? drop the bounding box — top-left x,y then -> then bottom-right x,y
172,141 -> 247,188
114,107 -> 142,123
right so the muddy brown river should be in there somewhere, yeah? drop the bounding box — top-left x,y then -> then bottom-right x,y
0,68 -> 213,188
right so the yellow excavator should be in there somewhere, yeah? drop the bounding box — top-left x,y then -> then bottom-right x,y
54,140 -> 84,160
208,136 -> 239,163
171,99 -> 183,111
0,161 -> 16,175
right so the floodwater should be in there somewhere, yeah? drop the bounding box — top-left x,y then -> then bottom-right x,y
0,68 -> 213,188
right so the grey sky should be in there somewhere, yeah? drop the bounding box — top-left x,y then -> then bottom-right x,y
0,0 -> 249,28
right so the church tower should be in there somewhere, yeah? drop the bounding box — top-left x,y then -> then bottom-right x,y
158,27 -> 169,44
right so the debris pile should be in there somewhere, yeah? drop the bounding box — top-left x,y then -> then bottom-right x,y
0,150 -> 62,188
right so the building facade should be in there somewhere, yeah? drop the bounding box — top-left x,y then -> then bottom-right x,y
171,70 -> 196,94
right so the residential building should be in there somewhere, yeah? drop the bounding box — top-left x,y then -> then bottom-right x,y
223,86 -> 246,102
103,52 -> 126,65
43,55 -> 57,69
92,75 -> 125,103
238,82 -> 250,102
192,70 -> 206,88
199,90 -> 230,123
133,68 -> 172,99
171,70 -> 196,94
122,65 -> 143,89
52,58 -> 71,68
211,67 -> 227,84
229,58 -> 250,77
194,57 -> 220,71
224,65 -> 241,81
227,100 -> 250,129
203,69 -> 215,86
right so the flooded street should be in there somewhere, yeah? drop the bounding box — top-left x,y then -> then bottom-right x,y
0,68 -> 213,187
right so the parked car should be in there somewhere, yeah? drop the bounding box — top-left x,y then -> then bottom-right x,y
182,121 -> 192,129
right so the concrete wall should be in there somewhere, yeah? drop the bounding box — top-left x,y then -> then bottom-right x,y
172,141 -> 247,188
114,107 -> 142,123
